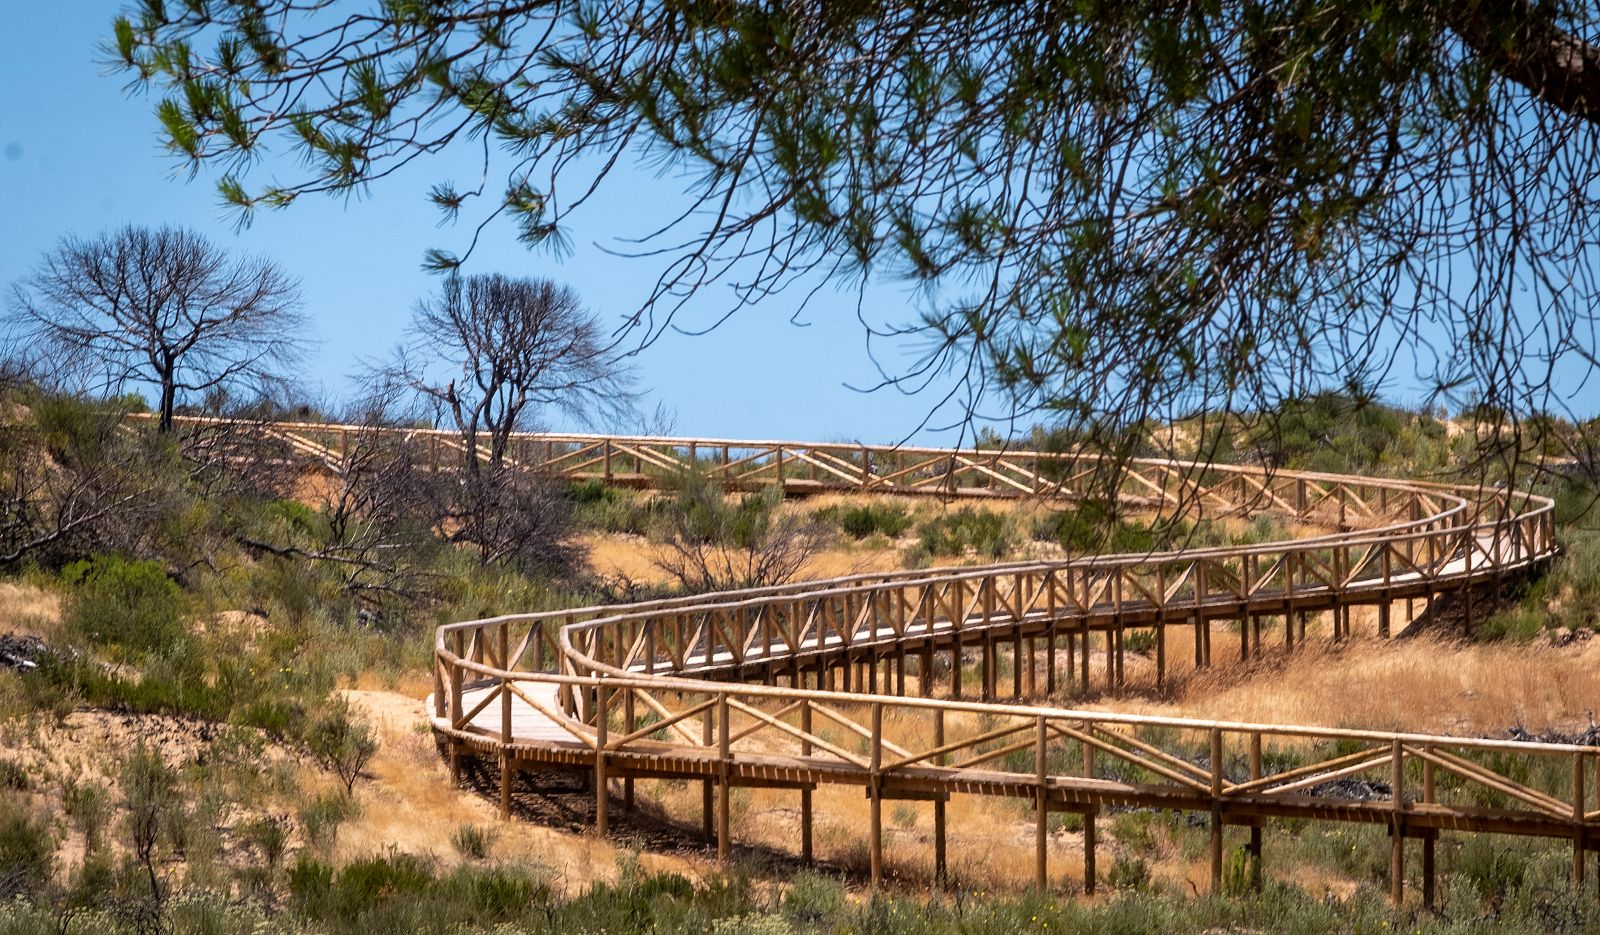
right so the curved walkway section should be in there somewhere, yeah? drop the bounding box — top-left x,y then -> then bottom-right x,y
415,435 -> 1588,906
133,417 -> 1583,902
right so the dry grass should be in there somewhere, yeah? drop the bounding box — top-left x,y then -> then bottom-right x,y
0,582 -> 61,639
1107,631 -> 1600,736
340,689 -> 702,896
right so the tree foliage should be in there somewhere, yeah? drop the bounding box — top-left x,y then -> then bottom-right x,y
109,1 -> 1600,444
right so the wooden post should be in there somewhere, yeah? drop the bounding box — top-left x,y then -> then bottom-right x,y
1423,744 -> 1437,909
951,632 -> 963,699
1013,628 -> 1024,699
623,688 -> 636,811
1083,809 -> 1097,896
934,708 -> 948,888
1047,626 -> 1058,696
1035,717 -> 1049,891
1575,752 -> 1587,888
702,704 -> 714,844
1391,738 -> 1404,905
717,694 -> 731,862
1210,729 -> 1224,894
1155,621 -> 1166,691
869,702 -> 884,886
594,685 -> 609,835
1248,732 -> 1263,891
982,631 -> 996,702
800,700 -> 814,862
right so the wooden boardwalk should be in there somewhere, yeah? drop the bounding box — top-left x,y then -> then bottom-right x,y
127,416 -> 1583,903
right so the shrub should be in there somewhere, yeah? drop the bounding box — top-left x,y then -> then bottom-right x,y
0,799 -> 54,898
1106,853 -> 1151,891
305,695 -> 379,795
916,508 -> 1013,558
298,793 -> 355,854
62,777 -> 112,855
838,504 -> 912,540
237,815 -> 289,872
60,554 -> 186,658
0,760 -> 28,792
451,823 -> 497,860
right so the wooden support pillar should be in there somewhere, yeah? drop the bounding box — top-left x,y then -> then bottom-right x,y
982,633 -> 996,702
1210,729 -> 1224,894
1239,615 -> 1249,662
895,643 -> 906,696
595,685 -> 609,835
717,695 -> 731,863
921,641 -> 934,697
1080,624 -> 1091,690
623,689 -> 636,811
1155,621 -> 1166,691
1046,629 -> 1057,696
1248,732 -> 1262,891
1390,739 -> 1405,905
1035,717 -> 1049,891
1025,636 -> 1038,697
951,634 -> 963,699
1575,753 -> 1588,889
1083,809 -> 1097,896
934,709 -> 948,888
702,705 -> 714,844
1423,837 -> 1436,909
1378,600 -> 1391,639
800,701 -> 814,862
499,751 -> 513,820
1064,629 -> 1075,693
1012,628 -> 1024,699
869,702 -> 884,886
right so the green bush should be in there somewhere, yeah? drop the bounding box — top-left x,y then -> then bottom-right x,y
451,823 -> 497,861
916,508 -> 1013,558
60,554 -> 187,658
305,695 -> 379,795
0,799 -> 55,898
838,504 -> 912,540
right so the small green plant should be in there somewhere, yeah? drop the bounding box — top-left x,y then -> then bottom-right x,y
61,777 -> 112,855
890,804 -> 917,830
121,742 -> 178,904
0,799 -> 54,898
1105,853 -> 1151,891
305,695 -> 379,795
451,823 -> 497,860
0,760 -> 28,791
1124,629 -> 1157,654
237,815 -> 290,872
298,793 -> 355,854
1222,844 -> 1256,896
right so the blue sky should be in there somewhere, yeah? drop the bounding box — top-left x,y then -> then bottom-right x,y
0,2 -> 976,444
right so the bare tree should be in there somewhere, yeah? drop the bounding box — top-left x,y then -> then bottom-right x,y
385,273 -> 632,476
7,225 -> 306,431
